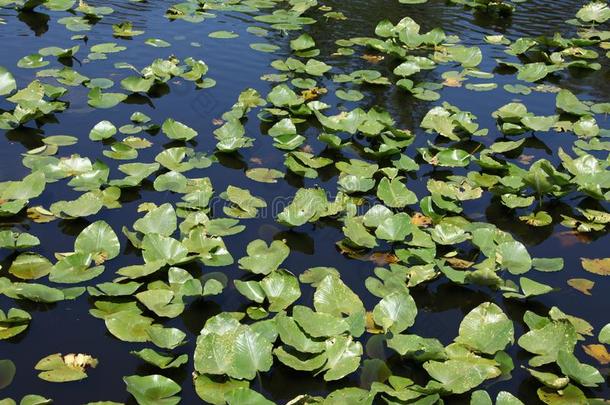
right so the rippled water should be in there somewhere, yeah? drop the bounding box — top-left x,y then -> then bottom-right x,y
1,0 -> 609,403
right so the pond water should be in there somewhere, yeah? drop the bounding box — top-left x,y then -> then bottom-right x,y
0,0 -> 609,404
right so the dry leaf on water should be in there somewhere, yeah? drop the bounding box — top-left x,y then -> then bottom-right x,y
581,258 -> 610,276
567,278 -> 595,295
583,344 -> 610,365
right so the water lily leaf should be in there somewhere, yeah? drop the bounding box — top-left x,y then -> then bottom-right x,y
576,2 -> 610,23
0,230 -> 40,250
343,217 -> 377,248
224,186 -> 266,218
377,177 -> 417,208
225,387 -> 274,405
147,326 -> 186,350
581,258 -> 610,275
162,118 -> 197,141
0,359 -> 16,389
142,234 -> 189,266
314,275 -> 365,319
375,213 -> 413,241
105,310 -> 154,342
250,43 -> 280,53
292,305 -> 349,338
145,38 -> 171,48
50,252 -> 104,284
133,203 -> 177,237
573,116 -> 599,138
35,353 -> 97,382
556,350 -> 604,387
17,54 -> 48,69
517,62 -> 558,82
88,87 -> 127,109
447,46 -> 482,68
0,308 -> 31,340
431,222 -> 469,245
121,76 -> 154,93
124,374 -> 181,405
456,302 -> 514,354
423,356 -> 500,394
74,220 -> 120,264
336,89 -> 364,101
567,278 -> 594,295
112,22 -> 144,37
209,31 -> 238,39
193,373 -> 249,405
277,188 -> 328,226
1,171 -> 46,201
136,289 -> 183,318
372,291 -> 417,334
518,319 -> 577,366
9,253 -> 52,280
556,90 -> 589,116
496,241 -> 532,275
0,66 -> 17,96
583,344 -> 610,365
194,315 -> 273,380
537,384 -> 587,405
153,171 -> 187,193
238,239 -> 289,275
525,367 -> 569,390
320,336 -> 363,381
520,211 -> 552,227
261,269 -> 301,312
245,168 -> 283,183
131,349 -> 187,369
290,34 -> 315,51
4,281 -> 72,303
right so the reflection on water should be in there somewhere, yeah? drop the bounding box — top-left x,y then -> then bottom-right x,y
0,0 -> 609,403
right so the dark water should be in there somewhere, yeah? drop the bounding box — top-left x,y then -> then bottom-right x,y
0,0 -> 609,403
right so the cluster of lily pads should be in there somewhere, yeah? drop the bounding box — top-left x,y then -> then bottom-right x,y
1,0 -> 610,404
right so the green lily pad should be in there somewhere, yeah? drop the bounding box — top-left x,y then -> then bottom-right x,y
124,374 -> 181,405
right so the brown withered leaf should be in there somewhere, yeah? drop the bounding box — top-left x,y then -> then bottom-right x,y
301,87 -> 327,101
581,258 -> 610,276
567,278 -> 594,295
446,257 -> 474,269
365,311 -> 384,334
553,231 -> 593,247
583,344 -> 610,365
212,118 -> 224,126
27,206 -> 57,223
361,54 -> 384,63
411,212 -> 432,227
249,157 -> 263,165
443,77 -> 462,87
300,144 -> 314,154
367,252 -> 399,266
518,154 -> 535,165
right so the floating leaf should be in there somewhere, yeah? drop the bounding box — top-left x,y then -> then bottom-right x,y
124,374 -> 181,405
581,258 -> 610,276
35,353 -> 97,382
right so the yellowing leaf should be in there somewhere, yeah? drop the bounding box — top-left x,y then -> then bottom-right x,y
361,54 -> 384,63
583,344 -> 610,365
27,206 -> 56,223
365,311 -> 384,334
301,87 -> 327,101
567,278 -> 594,295
367,252 -> 399,266
581,258 -> 610,276
35,353 -> 97,382
411,212 -> 432,227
